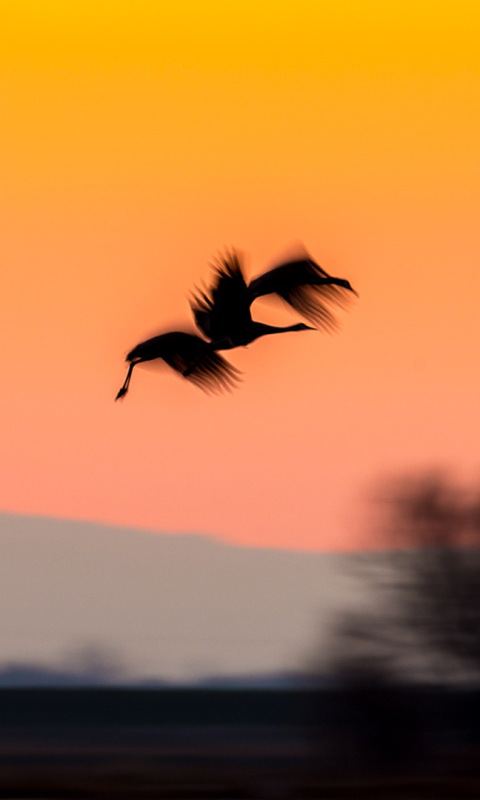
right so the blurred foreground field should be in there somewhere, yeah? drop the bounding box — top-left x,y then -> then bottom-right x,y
1,688 -> 480,798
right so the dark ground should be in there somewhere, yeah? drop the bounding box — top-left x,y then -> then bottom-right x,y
0,688 -> 479,798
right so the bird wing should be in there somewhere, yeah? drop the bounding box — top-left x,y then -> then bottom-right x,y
190,250 -> 252,342
277,282 -> 351,331
249,258 -> 353,331
248,258 -> 329,297
163,332 -> 241,394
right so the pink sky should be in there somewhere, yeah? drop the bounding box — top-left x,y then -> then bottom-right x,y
2,4 -> 480,550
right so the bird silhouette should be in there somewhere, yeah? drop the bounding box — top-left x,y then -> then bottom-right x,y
248,248 -> 357,330
116,246 -> 356,400
115,331 -> 240,400
190,250 -> 315,350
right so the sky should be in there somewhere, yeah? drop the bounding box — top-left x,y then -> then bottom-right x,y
2,1 -> 480,551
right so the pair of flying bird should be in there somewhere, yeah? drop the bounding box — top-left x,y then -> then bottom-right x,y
116,249 -> 357,400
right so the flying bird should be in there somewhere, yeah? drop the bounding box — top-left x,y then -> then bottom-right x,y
248,250 -> 357,330
190,250 -> 315,350
116,246 -> 356,401
115,331 -> 240,400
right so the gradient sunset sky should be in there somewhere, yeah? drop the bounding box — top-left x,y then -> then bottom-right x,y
2,1 -> 480,550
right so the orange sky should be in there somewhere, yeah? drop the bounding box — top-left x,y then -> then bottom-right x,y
2,1 -> 480,550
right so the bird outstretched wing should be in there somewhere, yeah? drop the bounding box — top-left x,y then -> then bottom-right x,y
190,250 -> 252,342
275,277 -> 352,331
127,331 -> 241,394
162,332 -> 241,394
248,257 -> 355,331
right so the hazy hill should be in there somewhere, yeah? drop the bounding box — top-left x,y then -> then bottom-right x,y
0,513 -> 372,684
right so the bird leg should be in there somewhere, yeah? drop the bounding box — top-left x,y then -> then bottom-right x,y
115,361 -> 136,401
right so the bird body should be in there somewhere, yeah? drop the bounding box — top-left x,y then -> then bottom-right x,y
115,331 -> 240,400
248,256 -> 357,330
190,251 -> 251,345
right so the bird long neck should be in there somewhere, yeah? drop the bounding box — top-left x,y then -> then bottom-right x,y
210,322 -> 311,350
313,275 -> 348,288
251,322 -> 306,338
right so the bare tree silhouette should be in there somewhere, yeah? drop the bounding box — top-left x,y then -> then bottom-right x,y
377,473 -> 480,680
325,474 -> 480,684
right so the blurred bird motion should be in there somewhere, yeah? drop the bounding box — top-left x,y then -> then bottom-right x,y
190,250 -> 316,351
116,246 -> 357,400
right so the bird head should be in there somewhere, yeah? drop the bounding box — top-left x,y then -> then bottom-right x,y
337,278 -> 358,296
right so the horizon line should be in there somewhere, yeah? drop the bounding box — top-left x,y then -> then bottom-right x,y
0,507 -> 384,555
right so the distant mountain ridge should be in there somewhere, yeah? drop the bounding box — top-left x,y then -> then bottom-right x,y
0,513 -> 372,685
